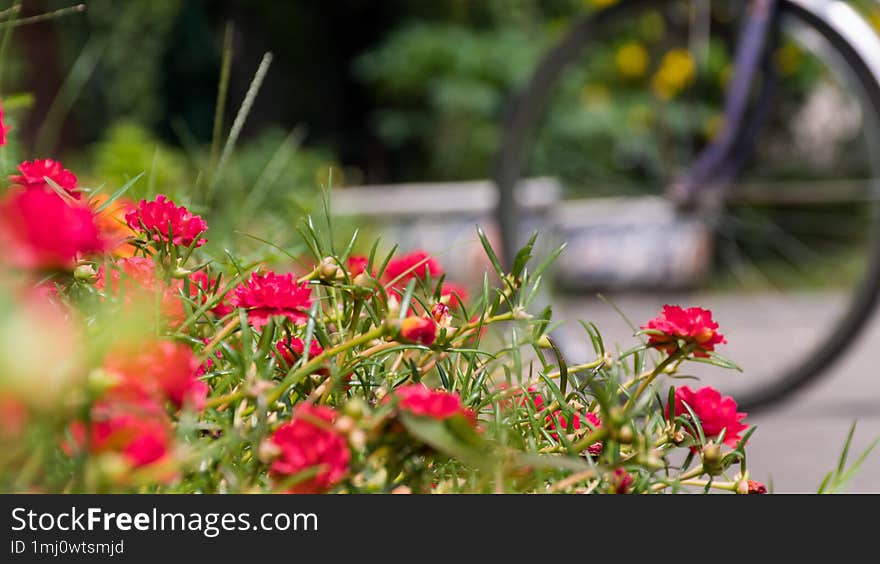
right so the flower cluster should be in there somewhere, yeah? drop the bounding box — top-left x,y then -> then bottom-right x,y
0,149 -> 774,495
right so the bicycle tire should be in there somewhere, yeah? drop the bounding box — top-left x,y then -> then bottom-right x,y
493,0 -> 880,411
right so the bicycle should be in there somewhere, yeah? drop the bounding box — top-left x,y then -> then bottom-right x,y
494,0 -> 880,411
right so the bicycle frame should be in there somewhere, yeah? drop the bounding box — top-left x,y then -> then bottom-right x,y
494,0 -> 880,267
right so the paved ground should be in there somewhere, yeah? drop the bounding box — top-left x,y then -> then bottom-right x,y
555,291 -> 880,493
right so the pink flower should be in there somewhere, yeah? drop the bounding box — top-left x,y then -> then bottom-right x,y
441,283 -> 468,308
188,270 -> 233,317
747,480 -> 767,494
104,340 -> 208,411
670,386 -> 748,448
68,398 -> 172,469
275,336 -> 324,366
394,384 -> 475,423
400,316 -> 437,346
383,250 -> 443,286
9,159 -> 79,198
641,305 -> 726,358
269,404 -> 350,494
230,271 -> 313,328
610,468 -> 634,494
0,187 -> 104,270
0,100 -> 10,146
96,257 -> 186,325
347,255 -> 370,277
125,194 -> 208,248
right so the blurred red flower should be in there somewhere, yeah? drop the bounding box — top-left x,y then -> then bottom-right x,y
641,305 -> 726,358
230,271 -> 313,328
394,384 -> 475,424
188,270 -> 233,317
125,195 -> 208,248
275,336 -> 324,366
68,398 -> 172,469
0,100 -> 9,146
441,283 -> 468,308
347,255 -> 370,277
269,404 -> 350,494
9,159 -> 79,198
611,468 -> 634,494
670,385 -> 747,448
104,340 -> 208,411
747,480 -> 767,494
400,316 -> 437,346
91,194 -> 137,258
383,250 -> 443,286
96,257 -> 186,325
0,188 -> 104,270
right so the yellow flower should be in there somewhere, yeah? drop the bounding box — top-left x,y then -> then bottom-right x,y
651,48 -> 695,100
615,41 -> 649,79
774,42 -> 802,76
585,0 -> 619,7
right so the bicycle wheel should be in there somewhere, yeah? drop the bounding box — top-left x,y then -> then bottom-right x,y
494,0 -> 880,411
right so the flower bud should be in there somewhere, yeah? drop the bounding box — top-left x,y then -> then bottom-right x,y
343,397 -> 368,420
349,429 -> 367,450
735,479 -> 750,495
258,439 -> 281,463
616,425 -> 634,444
74,263 -> 97,282
536,335 -> 552,349
701,443 -> 723,474
353,273 -> 370,288
431,302 -> 451,327
334,415 -> 356,435
318,257 -> 343,281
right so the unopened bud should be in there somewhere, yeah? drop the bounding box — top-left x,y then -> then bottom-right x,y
617,425 -> 634,444
335,415 -> 356,435
74,263 -> 97,282
735,479 -> 749,495
343,397 -> 368,420
258,439 -> 281,463
349,429 -> 367,450
353,273 -> 370,288
318,257 -> 343,280
701,443 -> 723,474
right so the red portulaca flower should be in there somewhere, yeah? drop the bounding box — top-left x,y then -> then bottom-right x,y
383,250 -> 443,286
275,336 -> 324,366
104,340 -> 208,411
441,283 -> 468,308
269,404 -> 350,494
230,271 -> 313,328
95,257 -> 186,325
670,385 -> 748,448
400,316 -> 437,346
611,468 -> 634,494
394,384 -> 475,424
68,398 -> 172,469
747,480 -> 767,494
0,187 -> 104,270
9,159 -> 79,198
641,305 -> 726,358
91,194 -> 137,258
188,270 -> 233,317
125,194 -> 208,248
0,99 -> 9,146
347,255 -> 370,277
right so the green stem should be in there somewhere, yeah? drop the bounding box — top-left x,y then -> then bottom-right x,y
623,352 -> 682,412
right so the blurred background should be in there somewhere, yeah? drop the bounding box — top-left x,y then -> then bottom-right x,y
4,0 -> 880,490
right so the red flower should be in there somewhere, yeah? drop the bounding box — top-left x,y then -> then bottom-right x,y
400,316 -> 437,346
9,159 -> 79,198
0,187 -> 104,270
269,404 -> 350,494
104,340 -> 208,411
68,398 -> 172,469
188,270 -> 233,317
275,336 -> 324,366
347,255 -> 370,277
96,257 -> 186,325
670,386 -> 747,448
230,271 -> 313,328
394,384 -> 475,423
641,305 -> 726,358
747,480 -> 767,494
583,412 -> 603,456
611,468 -> 634,494
0,100 -> 9,146
383,250 -> 443,286
529,390 -> 581,440
441,283 -> 468,308
125,195 -> 208,248
0,395 -> 28,441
